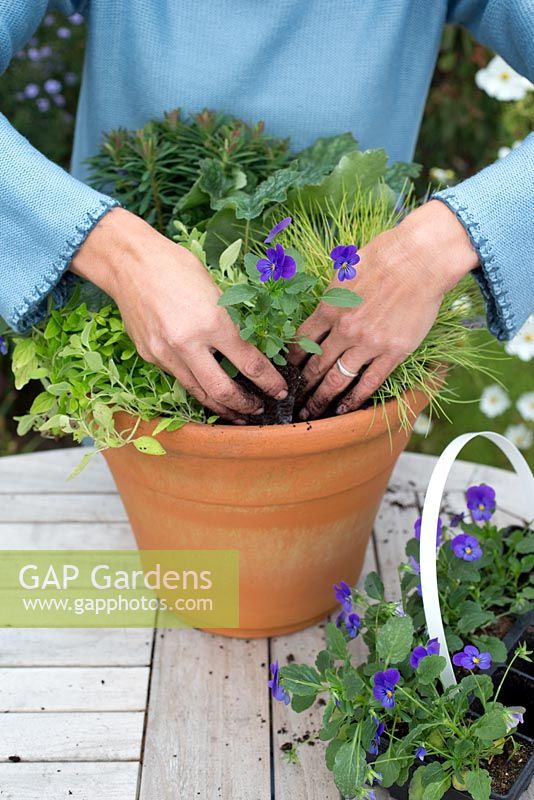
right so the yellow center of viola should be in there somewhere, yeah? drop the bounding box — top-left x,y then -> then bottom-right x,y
473,656 -> 480,663
478,503 -> 485,510
500,71 -> 510,80
386,690 -> 393,698
465,547 -> 472,554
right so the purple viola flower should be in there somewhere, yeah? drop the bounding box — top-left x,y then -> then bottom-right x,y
450,512 -> 465,528
504,707 -> 525,732
334,580 -> 352,608
256,243 -> 296,283
36,98 -> 50,112
268,660 -> 290,705
330,244 -> 360,282
0,336 -> 7,356
409,638 -> 440,669
414,516 -> 443,547
364,788 -> 376,800
451,533 -> 482,561
334,580 -> 352,612
415,747 -> 427,761
44,79 -> 62,95
264,216 -> 292,244
368,717 -> 385,755
408,556 -> 420,575
466,484 -> 496,521
452,645 -> 491,671
336,610 -> 361,639
372,668 -> 400,708
24,83 -> 40,99
56,26 -> 72,39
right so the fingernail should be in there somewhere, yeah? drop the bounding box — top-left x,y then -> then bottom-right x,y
231,419 -> 247,426
336,405 -> 347,415
276,389 -> 288,401
299,408 -> 310,421
252,407 -> 265,416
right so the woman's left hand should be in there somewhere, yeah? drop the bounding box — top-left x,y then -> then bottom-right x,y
288,200 -> 479,420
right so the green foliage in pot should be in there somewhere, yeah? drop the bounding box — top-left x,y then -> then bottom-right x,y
10,117 -> 495,466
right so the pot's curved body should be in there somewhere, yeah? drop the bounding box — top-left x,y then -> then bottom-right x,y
104,393 -> 428,638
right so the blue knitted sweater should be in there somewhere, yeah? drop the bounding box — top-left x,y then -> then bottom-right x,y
1,0 -> 533,338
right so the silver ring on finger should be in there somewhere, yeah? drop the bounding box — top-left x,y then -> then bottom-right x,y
336,357 -> 359,379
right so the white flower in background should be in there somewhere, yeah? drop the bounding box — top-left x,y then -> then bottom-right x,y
504,424 -> 533,451
413,413 -> 434,435
475,56 -> 533,101
505,316 -> 534,361
429,167 -> 456,186
517,392 -> 534,422
479,384 -> 511,418
498,141 -> 521,159
451,295 -> 473,315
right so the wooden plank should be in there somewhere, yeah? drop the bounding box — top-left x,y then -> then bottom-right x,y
0,712 -> 144,761
0,523 -> 135,550
0,762 -> 139,800
271,540 -> 377,800
0,450 -> 114,494
373,484 -> 420,601
0,494 -> 127,523
0,667 -> 149,712
0,629 -> 153,667
391,451 -> 476,493
139,628 -> 270,800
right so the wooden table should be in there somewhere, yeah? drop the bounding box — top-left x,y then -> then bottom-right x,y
0,448 -> 531,800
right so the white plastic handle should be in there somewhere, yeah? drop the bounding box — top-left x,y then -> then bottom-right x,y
419,431 -> 534,688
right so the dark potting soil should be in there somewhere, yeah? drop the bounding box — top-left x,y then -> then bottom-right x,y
482,616 -> 516,641
482,738 -> 534,797
214,361 -> 372,426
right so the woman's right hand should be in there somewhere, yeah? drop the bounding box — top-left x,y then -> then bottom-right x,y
70,208 -> 288,421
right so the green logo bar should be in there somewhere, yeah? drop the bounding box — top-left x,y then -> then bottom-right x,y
0,550 -> 239,628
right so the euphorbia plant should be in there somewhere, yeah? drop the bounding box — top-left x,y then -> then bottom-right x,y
271,483 -> 533,800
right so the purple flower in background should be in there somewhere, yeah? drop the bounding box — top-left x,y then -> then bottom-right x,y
53,94 -> 66,108
43,14 -> 55,26
69,12 -> 84,24
256,244 -> 296,283
336,610 -> 361,639
64,72 -> 78,86
466,484 -> 496,521
414,516 -> 443,547
57,26 -> 72,39
452,645 -> 491,671
264,216 -> 292,244
268,660 -> 290,705
408,556 -> 420,575
24,83 -> 40,99
44,79 -> 62,95
415,747 -> 427,761
373,669 -> 400,708
27,47 -> 41,61
36,97 -> 50,112
40,45 -> 52,58
368,716 -> 385,755
410,638 -> 440,669
330,244 -> 360,282
450,512 -> 465,528
334,580 -> 352,612
0,336 -> 8,356
451,533 -> 482,561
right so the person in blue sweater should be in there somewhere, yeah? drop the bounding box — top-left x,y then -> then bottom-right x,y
1,1 -> 533,423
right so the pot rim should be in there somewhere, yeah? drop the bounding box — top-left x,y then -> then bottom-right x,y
113,387 -> 430,459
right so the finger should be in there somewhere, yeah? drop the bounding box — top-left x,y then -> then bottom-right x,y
300,335 -> 345,392
287,307 -> 332,366
218,336 -> 288,401
153,355 -> 246,423
336,355 -> 399,415
185,348 -> 265,416
300,347 -> 368,421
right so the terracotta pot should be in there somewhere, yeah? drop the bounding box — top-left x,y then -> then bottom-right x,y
103,391 -> 429,638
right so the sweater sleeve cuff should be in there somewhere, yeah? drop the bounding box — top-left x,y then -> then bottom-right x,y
433,134 -> 534,342
10,197 -> 119,332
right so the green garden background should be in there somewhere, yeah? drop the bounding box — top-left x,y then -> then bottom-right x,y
1,10 -> 533,468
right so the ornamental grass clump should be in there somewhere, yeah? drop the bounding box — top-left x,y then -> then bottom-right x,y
9,112 -> 497,460
271,484 -> 534,800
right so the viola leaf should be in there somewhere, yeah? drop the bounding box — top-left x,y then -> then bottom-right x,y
217,284 -> 257,306
323,288 -> 362,308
